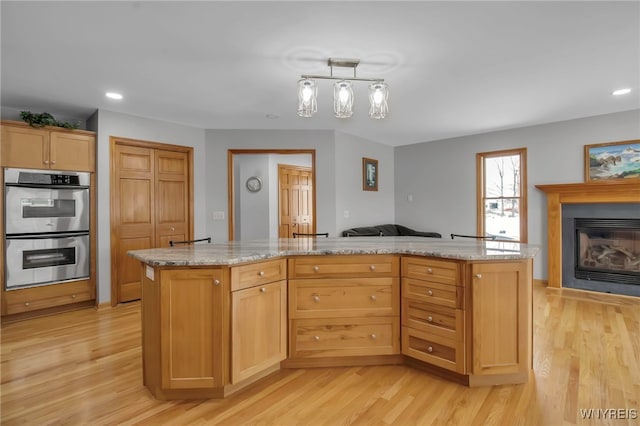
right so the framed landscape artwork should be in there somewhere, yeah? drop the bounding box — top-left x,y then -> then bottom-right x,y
362,157 -> 378,191
584,139 -> 640,182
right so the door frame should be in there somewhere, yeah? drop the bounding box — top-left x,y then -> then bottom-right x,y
110,136 -> 194,306
227,149 -> 316,241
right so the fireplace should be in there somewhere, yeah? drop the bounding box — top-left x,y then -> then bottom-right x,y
562,203 -> 640,297
575,218 -> 640,285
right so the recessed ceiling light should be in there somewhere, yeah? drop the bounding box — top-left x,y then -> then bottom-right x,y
265,113 -> 280,119
105,92 -> 123,100
612,88 -> 631,96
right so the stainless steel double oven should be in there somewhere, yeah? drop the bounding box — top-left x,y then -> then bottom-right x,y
4,168 -> 90,290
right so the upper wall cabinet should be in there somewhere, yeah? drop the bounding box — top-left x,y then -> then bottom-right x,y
1,121 -> 95,172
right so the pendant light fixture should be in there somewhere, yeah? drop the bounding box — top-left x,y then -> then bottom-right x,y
298,58 -> 388,119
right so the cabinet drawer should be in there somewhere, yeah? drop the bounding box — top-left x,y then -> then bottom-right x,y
289,278 -> 398,319
402,278 -> 463,309
4,280 -> 93,315
402,257 -> 459,285
401,299 -> 464,340
230,258 -> 287,291
402,326 -> 465,374
288,255 -> 399,279
290,317 -> 400,358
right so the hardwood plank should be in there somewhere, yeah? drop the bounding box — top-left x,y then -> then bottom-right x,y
1,282 -> 639,425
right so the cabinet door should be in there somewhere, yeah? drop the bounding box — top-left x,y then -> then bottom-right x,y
471,261 -> 532,376
1,125 -> 49,168
50,131 -> 95,171
160,269 -> 224,389
231,280 -> 287,383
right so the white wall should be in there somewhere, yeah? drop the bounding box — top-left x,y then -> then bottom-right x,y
394,109 -> 640,279
334,131 -> 396,234
235,155 -> 270,240
90,109 -> 206,303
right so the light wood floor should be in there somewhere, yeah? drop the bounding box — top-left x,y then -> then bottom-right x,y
1,283 -> 638,425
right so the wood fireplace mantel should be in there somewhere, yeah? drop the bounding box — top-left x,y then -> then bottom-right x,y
536,181 -> 640,288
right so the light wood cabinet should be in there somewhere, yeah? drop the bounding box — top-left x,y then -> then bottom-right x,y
231,280 -> 286,383
3,280 -> 94,315
401,256 -> 466,374
469,260 -> 532,385
288,255 -> 400,363
1,121 -> 95,171
141,266 -> 226,398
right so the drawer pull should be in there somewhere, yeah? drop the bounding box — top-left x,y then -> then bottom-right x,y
24,302 -> 30,307
71,294 -> 77,299
475,273 -> 482,279
427,290 -> 433,296
370,334 -> 377,340
312,295 -> 320,302
370,295 -> 377,301
258,271 -> 265,277
427,346 -> 434,353
170,226 -> 175,231
313,266 -> 320,272
427,268 -> 433,274
369,265 -> 376,271
260,287 -> 266,293
214,279 -> 221,286
313,336 -> 320,342
427,316 -> 433,322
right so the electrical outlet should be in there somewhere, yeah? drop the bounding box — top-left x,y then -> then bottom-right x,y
212,211 -> 225,220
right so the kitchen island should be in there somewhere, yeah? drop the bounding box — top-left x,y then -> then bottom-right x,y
129,237 -> 538,400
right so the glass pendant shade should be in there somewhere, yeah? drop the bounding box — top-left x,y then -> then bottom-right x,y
297,78 -> 317,117
333,80 -> 354,118
368,82 -> 389,119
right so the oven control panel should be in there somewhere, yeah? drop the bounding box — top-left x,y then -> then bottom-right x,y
4,168 -> 90,186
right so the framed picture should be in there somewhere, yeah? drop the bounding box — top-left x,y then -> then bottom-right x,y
362,157 -> 378,191
584,139 -> 640,182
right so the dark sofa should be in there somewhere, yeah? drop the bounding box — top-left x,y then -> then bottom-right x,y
342,224 -> 441,238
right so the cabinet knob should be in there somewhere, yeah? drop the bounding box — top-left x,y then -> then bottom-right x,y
260,287 -> 266,293
24,302 -> 30,307
258,271 -> 265,277
43,160 -> 49,165
312,295 -> 320,302
214,279 -> 221,286
427,268 -> 433,274
313,266 -> 320,272
170,226 -> 175,231
71,294 -> 77,299
427,316 -> 433,322
51,160 -> 56,165
427,290 -> 433,296
313,336 -> 320,342
370,334 -> 377,340
475,274 -> 482,279
427,346 -> 433,353
369,265 -> 376,271
370,295 -> 377,301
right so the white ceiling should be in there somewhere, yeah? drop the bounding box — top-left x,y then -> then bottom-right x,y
2,1 -> 639,147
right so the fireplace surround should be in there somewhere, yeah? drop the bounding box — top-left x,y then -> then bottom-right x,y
536,181 -> 640,295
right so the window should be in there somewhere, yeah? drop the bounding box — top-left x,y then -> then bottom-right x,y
476,148 -> 527,242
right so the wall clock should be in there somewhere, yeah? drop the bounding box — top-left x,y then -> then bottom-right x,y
245,176 -> 262,192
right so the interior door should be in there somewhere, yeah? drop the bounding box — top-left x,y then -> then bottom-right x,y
279,165 -> 313,238
111,138 -> 193,305
112,144 -> 155,303
155,149 -> 189,247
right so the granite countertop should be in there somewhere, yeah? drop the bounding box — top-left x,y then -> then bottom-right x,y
128,237 -> 539,267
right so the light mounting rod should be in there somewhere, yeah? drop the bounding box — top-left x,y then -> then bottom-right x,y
301,57 -> 384,82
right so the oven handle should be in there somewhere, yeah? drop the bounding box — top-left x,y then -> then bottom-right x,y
6,232 -> 89,240
5,183 -> 90,190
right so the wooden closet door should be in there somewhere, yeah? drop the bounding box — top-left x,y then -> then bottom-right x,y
155,149 -> 189,247
112,145 -> 155,303
278,165 -> 313,238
